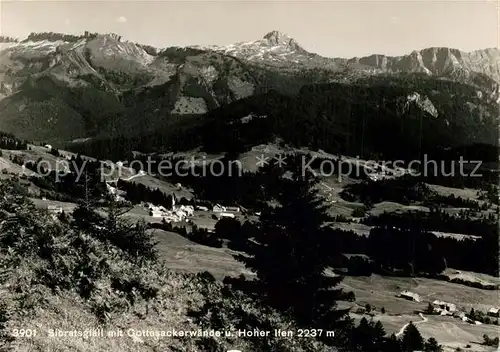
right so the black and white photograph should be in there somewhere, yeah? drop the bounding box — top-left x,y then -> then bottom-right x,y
0,1 -> 498,351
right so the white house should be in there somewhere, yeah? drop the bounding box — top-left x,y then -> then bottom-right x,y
178,205 -> 194,217
174,209 -> 187,218
150,210 -> 164,218
399,291 -> 421,302
220,212 -> 235,219
196,205 -> 209,211
163,214 -> 183,223
44,144 -> 52,151
213,204 -> 226,212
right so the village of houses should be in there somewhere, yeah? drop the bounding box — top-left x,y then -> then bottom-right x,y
144,199 -> 241,224
398,290 -> 500,324
44,182 -> 244,230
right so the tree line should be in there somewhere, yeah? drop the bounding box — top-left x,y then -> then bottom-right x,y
362,208 -> 497,240
0,36 -> 18,43
0,132 -> 28,150
22,31 -> 98,43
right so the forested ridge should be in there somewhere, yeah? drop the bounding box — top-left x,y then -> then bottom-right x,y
70,75 -> 498,165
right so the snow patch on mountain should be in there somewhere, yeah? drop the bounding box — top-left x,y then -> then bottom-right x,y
189,30 -> 319,67
240,113 -> 267,124
171,97 -> 208,114
0,40 -> 66,59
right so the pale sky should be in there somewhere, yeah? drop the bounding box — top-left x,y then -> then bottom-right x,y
0,0 -> 497,58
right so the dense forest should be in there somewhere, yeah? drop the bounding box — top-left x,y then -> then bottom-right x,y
69,75 -> 499,169
326,226 -> 498,277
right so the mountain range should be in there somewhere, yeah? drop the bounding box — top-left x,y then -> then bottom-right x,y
0,30 -> 498,157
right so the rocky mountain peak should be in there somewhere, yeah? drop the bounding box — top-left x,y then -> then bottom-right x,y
262,30 -> 298,48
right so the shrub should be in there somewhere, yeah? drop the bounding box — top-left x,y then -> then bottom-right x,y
365,304 -> 372,314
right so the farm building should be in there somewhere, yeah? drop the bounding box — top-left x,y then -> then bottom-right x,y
432,300 -> 456,314
213,204 -> 226,212
213,212 -> 235,219
488,307 -> 500,317
163,214 -> 184,223
454,312 -> 469,322
213,204 -> 240,213
46,205 -> 63,214
147,204 -> 187,221
399,291 -> 421,302
225,206 -> 240,213
150,210 -> 164,218
173,205 -> 194,217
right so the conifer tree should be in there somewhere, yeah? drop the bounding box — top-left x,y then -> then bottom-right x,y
373,320 -> 387,349
353,317 -> 374,350
235,155 -> 351,329
384,333 -> 403,352
424,337 -> 443,352
402,322 -> 424,352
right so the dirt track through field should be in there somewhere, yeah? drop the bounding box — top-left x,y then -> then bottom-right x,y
395,313 -> 428,337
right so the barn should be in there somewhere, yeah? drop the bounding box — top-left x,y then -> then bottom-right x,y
399,291 -> 421,302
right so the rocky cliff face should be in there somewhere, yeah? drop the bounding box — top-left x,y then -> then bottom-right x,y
347,47 -> 500,82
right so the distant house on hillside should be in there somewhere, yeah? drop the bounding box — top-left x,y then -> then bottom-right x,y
432,300 -> 456,314
399,291 -> 421,302
44,144 -> 52,151
46,205 -> 63,214
488,307 -> 500,317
